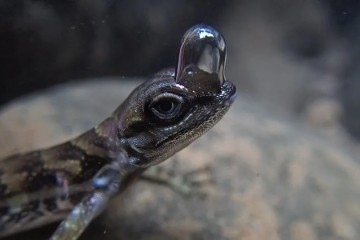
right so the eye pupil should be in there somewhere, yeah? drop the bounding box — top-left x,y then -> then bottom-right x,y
155,100 -> 175,114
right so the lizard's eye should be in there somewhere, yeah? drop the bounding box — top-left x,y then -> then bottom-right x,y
148,93 -> 186,121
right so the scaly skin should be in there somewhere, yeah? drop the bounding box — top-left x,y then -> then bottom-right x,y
0,25 -> 236,240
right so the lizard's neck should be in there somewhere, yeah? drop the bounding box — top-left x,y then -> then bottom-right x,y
75,117 -> 145,191
71,116 -> 124,160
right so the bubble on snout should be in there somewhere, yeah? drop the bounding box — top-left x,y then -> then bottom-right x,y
175,25 -> 227,95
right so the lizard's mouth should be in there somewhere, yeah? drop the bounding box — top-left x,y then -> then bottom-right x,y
219,80 -> 237,107
225,82 -> 237,105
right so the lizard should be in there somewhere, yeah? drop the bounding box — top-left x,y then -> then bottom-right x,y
0,24 -> 236,240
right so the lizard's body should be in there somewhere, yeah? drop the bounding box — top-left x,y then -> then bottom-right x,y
0,25 -> 236,239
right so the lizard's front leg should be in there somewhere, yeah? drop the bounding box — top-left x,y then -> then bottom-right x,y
50,153 -> 136,240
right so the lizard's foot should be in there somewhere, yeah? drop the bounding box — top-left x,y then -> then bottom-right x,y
141,160 -> 214,197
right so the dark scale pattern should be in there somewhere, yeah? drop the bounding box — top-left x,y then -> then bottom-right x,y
0,201 -> 41,227
25,172 -> 60,192
86,128 -> 116,152
49,142 -> 88,161
0,137 -> 111,201
43,198 -> 59,213
17,152 -> 43,174
74,155 -> 109,183
27,201 -> 41,214
0,151 -> 43,199
0,200 -> 52,239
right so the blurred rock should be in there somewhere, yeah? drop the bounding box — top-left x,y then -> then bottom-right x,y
302,98 -> 344,137
0,79 -> 359,240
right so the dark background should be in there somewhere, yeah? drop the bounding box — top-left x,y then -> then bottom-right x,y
0,0 -> 230,103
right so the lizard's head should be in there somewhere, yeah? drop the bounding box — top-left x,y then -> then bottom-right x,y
114,25 -> 236,167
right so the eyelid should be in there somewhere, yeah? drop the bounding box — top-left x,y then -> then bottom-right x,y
150,93 -> 183,103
